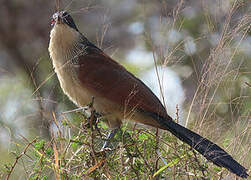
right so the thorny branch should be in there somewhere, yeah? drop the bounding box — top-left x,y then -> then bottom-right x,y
5,138 -> 37,180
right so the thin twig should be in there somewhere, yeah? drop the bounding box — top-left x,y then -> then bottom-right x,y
5,138 -> 37,180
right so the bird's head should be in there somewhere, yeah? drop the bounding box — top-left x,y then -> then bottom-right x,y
49,11 -> 81,61
50,11 -> 78,31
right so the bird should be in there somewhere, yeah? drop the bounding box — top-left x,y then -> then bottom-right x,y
48,11 -> 248,178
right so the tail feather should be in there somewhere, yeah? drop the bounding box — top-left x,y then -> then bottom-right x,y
143,111 -> 249,178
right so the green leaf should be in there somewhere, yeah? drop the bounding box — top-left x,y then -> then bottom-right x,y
45,147 -> 53,156
72,142 -> 78,150
42,176 -> 48,180
213,166 -> 222,172
138,133 -> 148,141
34,140 -> 46,150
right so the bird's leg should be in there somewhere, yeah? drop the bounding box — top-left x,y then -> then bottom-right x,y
81,97 -> 102,129
101,128 -> 119,150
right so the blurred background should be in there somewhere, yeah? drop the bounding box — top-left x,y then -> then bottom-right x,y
0,0 -> 250,178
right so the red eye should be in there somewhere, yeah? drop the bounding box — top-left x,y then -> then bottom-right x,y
50,18 -> 55,26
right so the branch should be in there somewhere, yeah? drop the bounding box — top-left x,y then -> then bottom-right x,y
5,138 -> 37,180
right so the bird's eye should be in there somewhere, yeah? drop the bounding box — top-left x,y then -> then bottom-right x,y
50,18 -> 56,26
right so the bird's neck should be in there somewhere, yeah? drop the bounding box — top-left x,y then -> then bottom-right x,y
48,24 -> 81,69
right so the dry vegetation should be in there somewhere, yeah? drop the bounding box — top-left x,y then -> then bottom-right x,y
0,0 -> 250,179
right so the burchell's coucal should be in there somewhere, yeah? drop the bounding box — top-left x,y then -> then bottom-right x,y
48,11 -> 248,178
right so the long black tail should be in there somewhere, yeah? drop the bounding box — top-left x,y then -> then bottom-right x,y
145,111 -> 249,178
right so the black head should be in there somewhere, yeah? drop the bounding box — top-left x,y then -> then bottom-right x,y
51,11 -> 78,31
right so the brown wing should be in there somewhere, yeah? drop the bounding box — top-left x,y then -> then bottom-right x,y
76,50 -> 167,118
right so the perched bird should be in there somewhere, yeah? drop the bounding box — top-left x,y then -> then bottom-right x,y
48,11 -> 248,178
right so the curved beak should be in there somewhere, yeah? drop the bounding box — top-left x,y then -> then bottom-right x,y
52,12 -> 64,26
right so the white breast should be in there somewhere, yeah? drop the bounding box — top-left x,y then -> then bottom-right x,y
48,24 -> 92,107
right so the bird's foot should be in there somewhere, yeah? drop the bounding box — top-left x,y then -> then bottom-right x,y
101,128 -> 119,150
